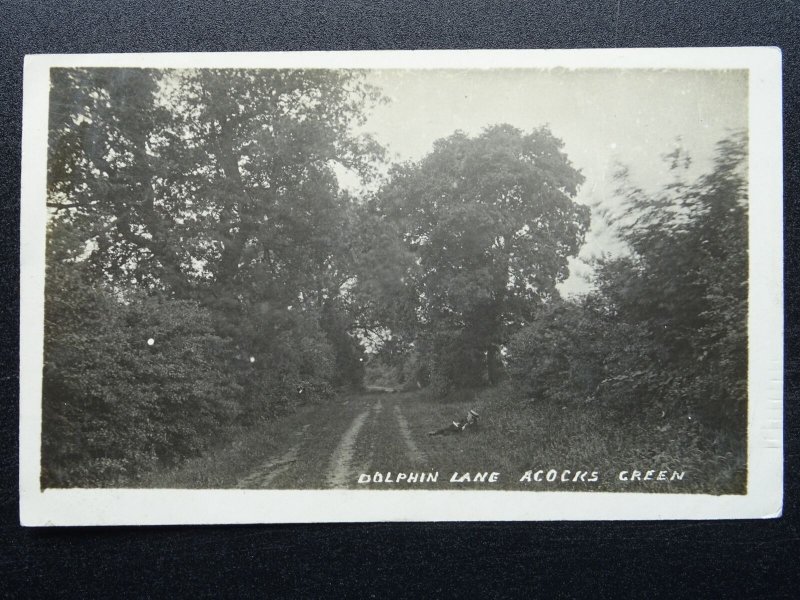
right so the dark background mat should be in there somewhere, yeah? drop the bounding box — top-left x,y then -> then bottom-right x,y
1,1 -> 797,597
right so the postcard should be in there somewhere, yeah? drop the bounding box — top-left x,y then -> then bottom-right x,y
19,48 -> 783,525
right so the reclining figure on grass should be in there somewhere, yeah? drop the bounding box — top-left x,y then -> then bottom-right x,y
427,409 -> 480,436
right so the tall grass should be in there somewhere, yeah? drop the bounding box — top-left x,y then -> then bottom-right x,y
405,384 -> 746,494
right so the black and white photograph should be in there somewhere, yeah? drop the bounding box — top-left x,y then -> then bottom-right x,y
18,49 -> 782,524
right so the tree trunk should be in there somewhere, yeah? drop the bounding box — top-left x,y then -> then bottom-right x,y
487,344 -> 503,386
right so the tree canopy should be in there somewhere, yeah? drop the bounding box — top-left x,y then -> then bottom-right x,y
374,125 -> 590,390
43,67 -> 383,485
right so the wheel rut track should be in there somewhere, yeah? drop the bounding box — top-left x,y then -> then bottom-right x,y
325,400 -> 380,488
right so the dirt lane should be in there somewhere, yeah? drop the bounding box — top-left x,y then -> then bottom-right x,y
168,388 -> 718,493
325,403 -> 374,487
233,392 -> 433,489
236,446 -> 299,489
351,392 -> 434,487
393,404 -> 426,463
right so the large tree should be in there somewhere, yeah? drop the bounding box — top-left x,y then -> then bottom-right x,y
43,67 -> 385,483
378,125 -> 590,389
47,66 -> 383,370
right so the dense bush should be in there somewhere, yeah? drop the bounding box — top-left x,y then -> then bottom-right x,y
42,260 -> 342,486
42,263 -> 245,486
263,311 -> 337,408
507,133 -> 748,439
507,300 -> 606,404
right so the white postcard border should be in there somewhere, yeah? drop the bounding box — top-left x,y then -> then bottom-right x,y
19,48 -> 783,525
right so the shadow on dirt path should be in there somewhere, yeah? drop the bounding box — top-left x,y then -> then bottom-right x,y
325,404 -> 374,487
393,404 -> 426,463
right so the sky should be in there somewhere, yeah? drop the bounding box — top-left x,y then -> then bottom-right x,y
347,68 -> 748,295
